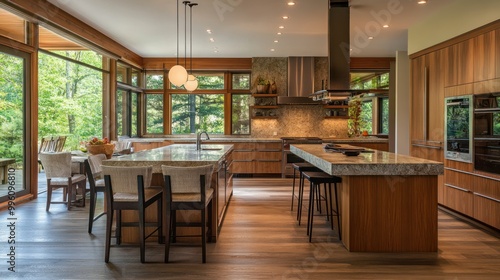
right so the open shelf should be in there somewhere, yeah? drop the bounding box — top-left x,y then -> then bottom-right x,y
324,116 -> 349,119
252,105 -> 279,109
323,105 -> 348,109
252,94 -> 278,98
251,116 -> 279,119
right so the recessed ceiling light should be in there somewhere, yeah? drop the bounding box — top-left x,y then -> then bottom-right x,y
279,26 -> 285,29
277,32 -> 282,35
209,38 -> 215,42
383,24 -> 389,28
206,29 -> 212,34
271,49 -> 275,52
418,0 -> 427,4
368,36 -> 374,40
214,50 -> 219,53
282,16 -> 289,19
274,40 -> 279,43
287,1 -> 295,6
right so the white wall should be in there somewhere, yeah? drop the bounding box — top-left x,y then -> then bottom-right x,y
395,51 -> 410,155
408,0 -> 500,54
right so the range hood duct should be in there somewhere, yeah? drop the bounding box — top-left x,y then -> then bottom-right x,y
278,0 -> 352,105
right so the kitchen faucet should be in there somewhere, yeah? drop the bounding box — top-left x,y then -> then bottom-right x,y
196,131 -> 210,150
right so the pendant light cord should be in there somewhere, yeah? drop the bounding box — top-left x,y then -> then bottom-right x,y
183,1 -> 190,70
176,0 -> 179,65
189,3 -> 198,74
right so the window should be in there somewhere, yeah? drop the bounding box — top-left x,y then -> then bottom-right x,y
359,100 -> 373,134
145,94 -> 164,134
232,94 -> 250,134
171,94 -> 224,134
379,97 -> 389,134
146,71 -> 164,89
232,73 -> 251,90
116,88 -> 140,137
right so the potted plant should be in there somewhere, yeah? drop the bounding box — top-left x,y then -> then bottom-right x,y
256,76 -> 270,93
86,137 -> 115,159
347,94 -> 365,137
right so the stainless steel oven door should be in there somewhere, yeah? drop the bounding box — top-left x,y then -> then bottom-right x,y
445,95 -> 473,163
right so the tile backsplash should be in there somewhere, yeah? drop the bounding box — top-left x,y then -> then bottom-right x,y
251,105 -> 349,138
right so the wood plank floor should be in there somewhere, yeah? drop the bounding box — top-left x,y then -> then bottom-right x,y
1,178 -> 499,279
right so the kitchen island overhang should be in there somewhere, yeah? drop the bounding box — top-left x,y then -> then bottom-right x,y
102,144 -> 234,243
291,144 -> 444,252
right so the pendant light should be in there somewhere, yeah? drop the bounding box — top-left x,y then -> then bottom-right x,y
184,2 -> 199,92
168,0 -> 188,87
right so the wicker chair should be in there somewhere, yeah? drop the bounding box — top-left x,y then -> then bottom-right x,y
102,165 -> 163,263
161,164 -> 214,263
84,154 -> 107,234
38,152 -> 87,211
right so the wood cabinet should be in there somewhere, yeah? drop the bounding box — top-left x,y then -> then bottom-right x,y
497,29 -> 500,78
443,169 -> 474,217
230,141 -> 282,174
410,51 -> 445,160
474,30 -> 496,82
131,140 -> 172,152
444,39 -> 474,87
473,176 -> 500,229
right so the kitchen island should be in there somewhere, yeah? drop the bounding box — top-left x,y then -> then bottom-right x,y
102,144 -> 234,243
291,144 -> 444,252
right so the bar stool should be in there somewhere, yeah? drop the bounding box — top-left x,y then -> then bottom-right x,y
291,163 -> 321,222
302,171 -> 342,242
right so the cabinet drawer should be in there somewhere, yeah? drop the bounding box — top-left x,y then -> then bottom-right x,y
233,142 -> 254,151
254,161 -> 281,173
444,169 -> 474,192
474,176 -> 500,201
231,161 -> 254,174
255,151 -> 281,160
233,151 -> 254,160
443,183 -> 474,217
473,194 -> 500,230
255,142 -> 281,151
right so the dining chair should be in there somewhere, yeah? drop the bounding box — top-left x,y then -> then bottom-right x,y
84,154 -> 107,234
102,165 -> 163,263
161,164 -> 214,263
39,152 -> 87,211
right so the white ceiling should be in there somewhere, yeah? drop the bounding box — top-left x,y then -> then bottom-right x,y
47,0 -> 454,58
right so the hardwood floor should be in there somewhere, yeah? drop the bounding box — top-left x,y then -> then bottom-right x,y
0,178 -> 499,279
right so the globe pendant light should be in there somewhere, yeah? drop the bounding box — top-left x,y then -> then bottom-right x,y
184,2 -> 198,92
168,0 -> 188,87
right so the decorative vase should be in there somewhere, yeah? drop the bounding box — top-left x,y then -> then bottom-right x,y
86,143 -> 115,159
257,84 -> 266,93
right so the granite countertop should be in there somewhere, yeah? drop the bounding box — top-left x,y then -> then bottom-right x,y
322,136 -> 388,143
102,144 -> 234,173
291,144 -> 443,176
125,137 -> 281,143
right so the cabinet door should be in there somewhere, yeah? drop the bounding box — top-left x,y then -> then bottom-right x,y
443,169 -> 474,217
410,55 -> 426,142
427,49 -> 446,143
474,31 -> 496,82
445,39 -> 474,87
473,176 -> 500,229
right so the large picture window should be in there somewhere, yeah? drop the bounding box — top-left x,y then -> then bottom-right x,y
171,94 -> 224,134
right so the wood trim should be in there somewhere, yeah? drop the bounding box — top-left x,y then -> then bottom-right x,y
410,19 -> 500,58
143,58 -> 252,70
0,35 -> 35,53
350,57 -> 394,70
29,23 -> 38,198
444,83 -> 474,97
2,0 -> 142,66
474,78 -> 500,95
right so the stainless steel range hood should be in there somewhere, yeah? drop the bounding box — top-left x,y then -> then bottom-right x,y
278,0 -> 353,105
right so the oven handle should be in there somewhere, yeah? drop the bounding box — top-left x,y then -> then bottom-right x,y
412,143 -> 442,149
474,108 -> 500,113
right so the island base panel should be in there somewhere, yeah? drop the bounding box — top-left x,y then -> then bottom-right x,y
341,175 -> 438,252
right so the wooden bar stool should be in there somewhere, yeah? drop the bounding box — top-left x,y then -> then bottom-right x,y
291,163 -> 321,224
302,171 -> 342,242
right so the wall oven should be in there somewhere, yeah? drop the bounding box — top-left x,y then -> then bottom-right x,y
445,95 -> 473,163
474,93 -> 500,174
281,137 -> 323,177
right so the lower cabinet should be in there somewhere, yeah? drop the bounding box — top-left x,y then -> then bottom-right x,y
473,176 -> 500,229
230,142 -> 282,174
443,169 -> 474,217
443,168 -> 500,230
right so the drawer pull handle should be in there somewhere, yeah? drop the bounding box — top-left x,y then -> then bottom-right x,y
474,193 -> 500,203
444,183 -> 470,193
412,144 -> 442,149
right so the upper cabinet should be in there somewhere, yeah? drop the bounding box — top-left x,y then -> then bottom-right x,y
410,55 -> 426,142
474,30 -> 496,82
445,39 -> 474,87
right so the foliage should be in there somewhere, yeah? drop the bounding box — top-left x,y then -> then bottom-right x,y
38,51 -> 103,150
347,94 -> 365,137
171,94 -> 224,134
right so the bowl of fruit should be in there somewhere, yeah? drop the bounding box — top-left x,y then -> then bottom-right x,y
86,137 -> 115,159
